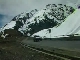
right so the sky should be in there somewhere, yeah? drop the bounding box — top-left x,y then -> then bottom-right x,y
0,0 -> 80,27
0,14 -> 4,27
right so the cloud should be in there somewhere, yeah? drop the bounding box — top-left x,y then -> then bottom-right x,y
0,15 -> 12,27
0,0 -> 78,17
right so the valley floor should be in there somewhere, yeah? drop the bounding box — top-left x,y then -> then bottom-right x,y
0,37 -> 55,60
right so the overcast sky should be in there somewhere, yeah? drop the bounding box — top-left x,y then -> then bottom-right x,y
0,0 -> 79,27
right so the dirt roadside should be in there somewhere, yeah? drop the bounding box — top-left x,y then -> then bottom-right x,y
0,37 -> 56,60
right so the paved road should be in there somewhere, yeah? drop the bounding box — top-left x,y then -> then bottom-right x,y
22,39 -> 80,52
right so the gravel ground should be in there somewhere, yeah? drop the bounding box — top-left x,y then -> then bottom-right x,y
0,37 -> 57,60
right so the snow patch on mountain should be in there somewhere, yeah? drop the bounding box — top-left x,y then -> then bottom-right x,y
2,21 -> 16,30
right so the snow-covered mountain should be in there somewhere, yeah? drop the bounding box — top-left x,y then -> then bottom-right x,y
0,9 -> 38,35
18,4 -> 75,36
0,4 -> 75,38
32,9 -> 80,38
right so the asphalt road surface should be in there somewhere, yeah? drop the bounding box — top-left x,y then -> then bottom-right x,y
22,39 -> 80,52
